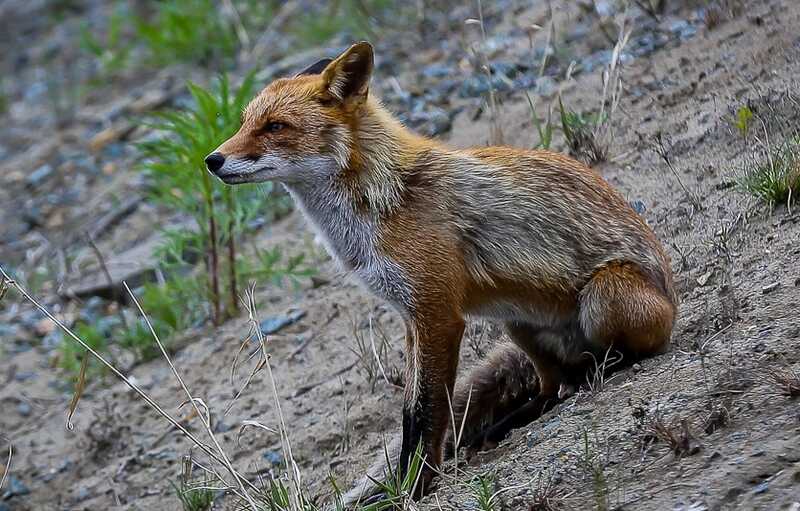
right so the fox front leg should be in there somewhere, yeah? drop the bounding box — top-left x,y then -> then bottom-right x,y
398,314 -> 464,492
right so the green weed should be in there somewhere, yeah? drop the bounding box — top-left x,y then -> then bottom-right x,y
118,276 -> 204,361
173,478 -> 216,511
578,427 -> 609,511
58,322 -> 108,379
140,73 -> 263,324
559,96 -> 608,164
240,247 -> 316,289
733,105 -> 754,137
470,473 -> 501,511
136,0 -> 238,68
526,92 -> 554,150
738,137 -> 800,210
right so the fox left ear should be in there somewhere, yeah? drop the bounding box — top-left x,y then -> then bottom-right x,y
321,41 -> 374,104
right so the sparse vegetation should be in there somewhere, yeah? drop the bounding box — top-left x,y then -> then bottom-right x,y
578,427 -> 610,511
643,410 -> 701,456
766,364 -> 800,398
174,478 -> 216,511
469,473 -> 502,511
738,137 -> 800,210
733,105 -> 754,137
140,73 -> 304,325
559,97 -> 609,165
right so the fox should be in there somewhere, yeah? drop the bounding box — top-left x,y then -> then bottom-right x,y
206,41 -> 677,502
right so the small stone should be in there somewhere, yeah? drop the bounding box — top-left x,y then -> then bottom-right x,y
794,277 -> 799,287
16,401 -> 31,417
754,481 -> 769,494
34,317 -> 56,337
1,475 -> 30,499
632,363 -> 642,372
259,309 -> 306,336
263,450 -> 283,466
25,164 -> 53,188
762,282 -> 779,294
629,200 -> 647,215
697,271 -> 712,286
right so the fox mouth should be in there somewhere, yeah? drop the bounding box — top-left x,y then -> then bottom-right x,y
216,167 -> 276,185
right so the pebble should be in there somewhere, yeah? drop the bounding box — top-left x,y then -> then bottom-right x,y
263,450 -> 283,466
16,401 -> 32,417
630,200 -> 647,215
25,164 -> 53,188
259,309 -> 307,336
1,476 -> 30,499
754,481 -> 769,494
633,363 -> 642,372
762,282 -> 780,294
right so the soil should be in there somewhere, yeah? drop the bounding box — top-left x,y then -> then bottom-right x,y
1,1 -> 799,510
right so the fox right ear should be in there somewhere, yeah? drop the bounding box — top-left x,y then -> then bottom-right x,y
321,41 -> 374,104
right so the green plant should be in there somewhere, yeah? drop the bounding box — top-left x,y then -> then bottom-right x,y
470,473 -> 500,511
526,92 -> 554,150
734,105 -> 754,137
58,322 -> 108,379
0,88 -> 7,117
141,73 -> 266,324
579,427 -> 609,511
360,442 -> 425,511
119,276 -> 204,361
559,96 -> 608,164
251,477 -> 319,511
173,478 -> 216,511
135,0 -> 239,68
738,137 -> 800,210
240,247 -> 316,289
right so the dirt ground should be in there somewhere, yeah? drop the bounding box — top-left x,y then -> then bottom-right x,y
1,0 -> 799,510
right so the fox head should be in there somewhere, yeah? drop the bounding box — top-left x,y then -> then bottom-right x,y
205,41 -> 374,185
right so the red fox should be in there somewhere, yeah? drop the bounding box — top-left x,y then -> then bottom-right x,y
207,42 -> 676,502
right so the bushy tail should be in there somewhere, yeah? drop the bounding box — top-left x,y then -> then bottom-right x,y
448,342 -> 539,450
341,342 -> 538,507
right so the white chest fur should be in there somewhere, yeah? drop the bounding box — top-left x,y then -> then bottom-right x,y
285,183 -> 415,314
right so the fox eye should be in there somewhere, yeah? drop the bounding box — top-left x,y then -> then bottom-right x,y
263,122 -> 286,133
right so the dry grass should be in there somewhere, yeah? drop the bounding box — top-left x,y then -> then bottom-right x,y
528,472 -> 569,511
765,365 -> 800,398
644,412 -> 701,457
0,443 -> 11,494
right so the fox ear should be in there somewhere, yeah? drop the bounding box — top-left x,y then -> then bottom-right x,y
295,58 -> 334,77
321,41 -> 374,104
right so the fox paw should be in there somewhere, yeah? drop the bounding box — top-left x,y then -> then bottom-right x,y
558,383 -> 577,400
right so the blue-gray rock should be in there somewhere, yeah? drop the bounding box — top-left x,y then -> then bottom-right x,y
630,200 -> 647,215
25,164 -> 53,188
259,309 -> 307,336
263,450 -> 283,466
754,481 -> 769,494
16,401 -> 31,417
2,476 -> 30,499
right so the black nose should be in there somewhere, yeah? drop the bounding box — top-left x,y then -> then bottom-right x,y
205,152 -> 225,173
